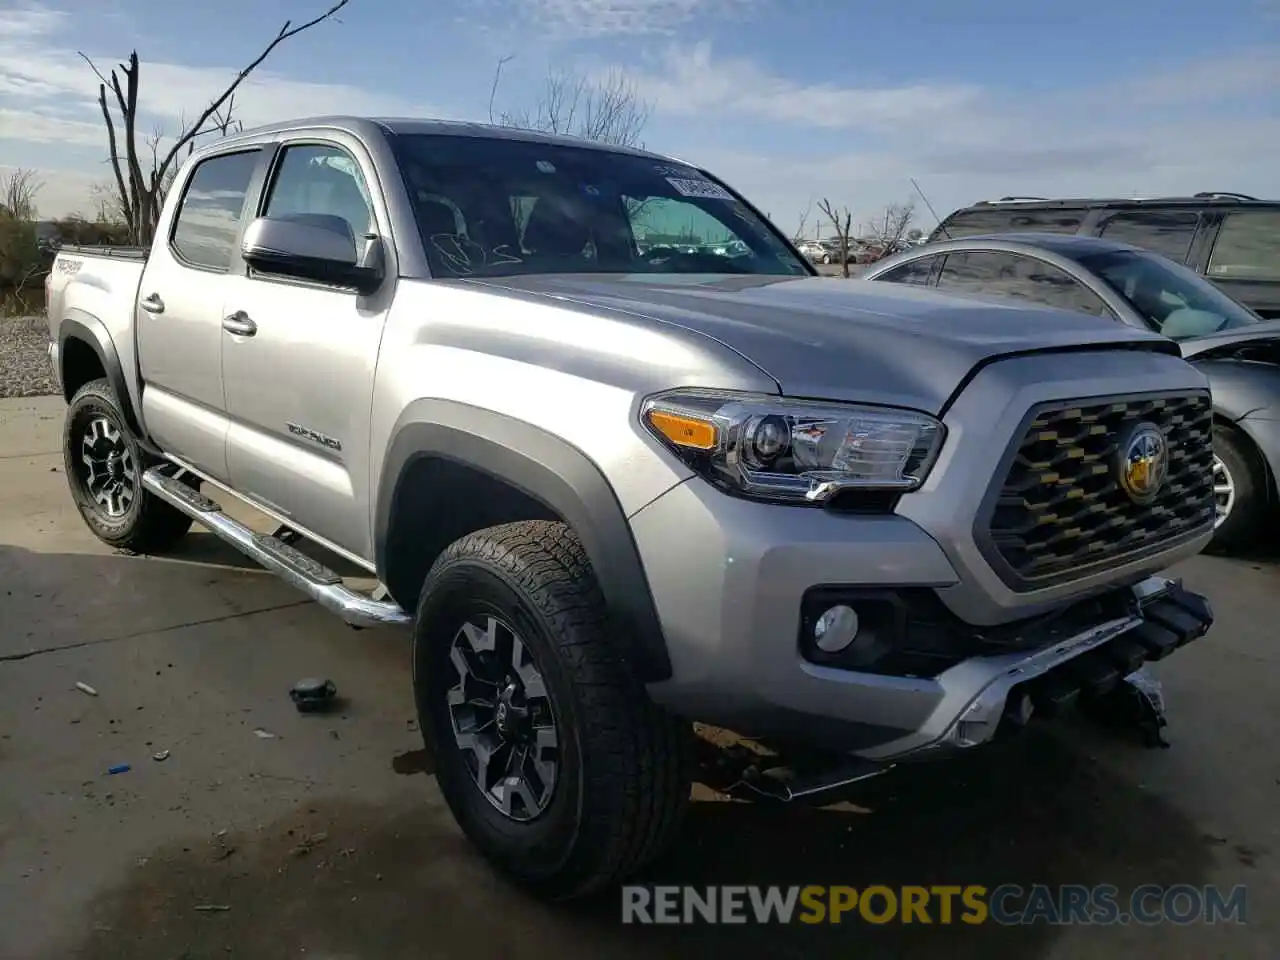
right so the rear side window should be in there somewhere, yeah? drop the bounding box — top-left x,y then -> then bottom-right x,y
1208,211 -> 1280,281
170,150 -> 260,271
1097,210 -> 1198,263
875,255 -> 942,285
933,206 -> 1086,239
937,250 -> 1112,317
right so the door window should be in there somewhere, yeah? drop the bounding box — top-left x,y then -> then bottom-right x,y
934,206 -> 1086,239
1207,211 -> 1280,281
874,255 -> 942,285
169,150 -> 260,271
1098,210 -> 1199,263
937,251 -> 1112,317
263,144 -> 375,244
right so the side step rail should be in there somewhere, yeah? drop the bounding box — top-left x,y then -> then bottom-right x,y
142,468 -> 411,629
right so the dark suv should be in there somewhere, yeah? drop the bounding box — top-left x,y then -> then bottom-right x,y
929,193 -> 1280,319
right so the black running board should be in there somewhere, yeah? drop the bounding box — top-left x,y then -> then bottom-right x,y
142,469 -> 411,629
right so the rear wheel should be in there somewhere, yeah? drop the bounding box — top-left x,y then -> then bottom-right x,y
63,378 -> 194,553
413,520 -> 691,899
1210,424 -> 1268,552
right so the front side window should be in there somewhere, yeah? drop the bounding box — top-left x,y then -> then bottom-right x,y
1208,211 -> 1280,281
170,150 -> 260,270
937,250 -> 1111,317
390,134 -> 809,278
1080,249 -> 1261,339
1098,210 -> 1199,263
263,143 -> 375,242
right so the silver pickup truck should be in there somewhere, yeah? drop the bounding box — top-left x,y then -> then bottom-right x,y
46,116 -> 1215,899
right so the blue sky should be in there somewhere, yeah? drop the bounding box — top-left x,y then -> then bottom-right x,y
2,0 -> 1279,234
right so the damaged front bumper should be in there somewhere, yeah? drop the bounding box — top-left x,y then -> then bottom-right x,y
866,575 -> 1212,762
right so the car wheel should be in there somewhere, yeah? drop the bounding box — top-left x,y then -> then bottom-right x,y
63,378 -> 194,552
1210,424 -> 1268,552
413,519 -> 692,899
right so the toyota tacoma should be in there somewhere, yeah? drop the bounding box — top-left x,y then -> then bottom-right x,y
46,116 -> 1215,898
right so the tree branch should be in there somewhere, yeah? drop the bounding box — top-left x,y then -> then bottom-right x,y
157,0 -> 351,179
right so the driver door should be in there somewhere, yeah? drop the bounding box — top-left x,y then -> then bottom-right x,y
220,137 -> 389,560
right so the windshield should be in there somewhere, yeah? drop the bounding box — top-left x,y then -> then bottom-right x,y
389,133 -> 810,279
1078,249 -> 1262,340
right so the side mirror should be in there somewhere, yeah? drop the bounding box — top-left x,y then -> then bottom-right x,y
241,215 -> 383,295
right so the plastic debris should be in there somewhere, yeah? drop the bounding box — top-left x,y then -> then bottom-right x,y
252,728 -> 277,739
194,904 -> 230,913
107,764 -> 131,775
75,682 -> 98,697
289,677 -> 338,714
152,750 -> 170,762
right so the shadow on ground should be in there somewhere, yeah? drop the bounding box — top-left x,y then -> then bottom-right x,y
55,728 -> 1215,960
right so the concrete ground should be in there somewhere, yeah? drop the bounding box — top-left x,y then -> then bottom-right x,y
1,394 -> 1276,959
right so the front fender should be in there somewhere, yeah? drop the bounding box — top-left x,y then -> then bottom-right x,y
1195,358 -> 1280,422
374,398 -> 673,682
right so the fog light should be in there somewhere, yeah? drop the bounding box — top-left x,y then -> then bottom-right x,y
814,604 -> 860,653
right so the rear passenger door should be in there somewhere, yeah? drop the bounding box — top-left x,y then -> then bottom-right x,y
136,148 -> 263,482
934,250 -> 1116,318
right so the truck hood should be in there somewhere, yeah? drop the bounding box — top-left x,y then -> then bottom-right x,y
475,274 -> 1178,414
1180,318 -> 1280,364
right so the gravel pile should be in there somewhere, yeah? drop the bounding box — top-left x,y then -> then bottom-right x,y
0,314 -> 58,399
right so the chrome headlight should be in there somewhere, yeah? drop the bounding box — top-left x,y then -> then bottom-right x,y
641,389 -> 945,504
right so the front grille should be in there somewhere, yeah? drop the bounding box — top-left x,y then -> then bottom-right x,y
979,391 -> 1214,590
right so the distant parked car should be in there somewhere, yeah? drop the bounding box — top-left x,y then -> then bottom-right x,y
928,193 -> 1280,319
864,232 -> 1280,550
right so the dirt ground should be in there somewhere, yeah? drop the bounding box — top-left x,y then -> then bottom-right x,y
1,394 -> 1276,959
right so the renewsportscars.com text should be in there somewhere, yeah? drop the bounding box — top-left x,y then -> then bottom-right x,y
621,883 -> 1248,926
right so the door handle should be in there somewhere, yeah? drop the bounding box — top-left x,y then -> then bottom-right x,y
222,311 -> 257,337
140,293 -> 165,314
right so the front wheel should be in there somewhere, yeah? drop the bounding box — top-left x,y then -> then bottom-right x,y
63,378 -> 194,553
1210,424 -> 1268,552
413,520 -> 691,899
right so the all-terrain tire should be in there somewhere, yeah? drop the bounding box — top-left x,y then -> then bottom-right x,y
63,378 -> 194,553
413,519 -> 692,899
1210,423 -> 1269,553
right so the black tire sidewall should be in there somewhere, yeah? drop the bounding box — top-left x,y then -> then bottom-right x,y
413,558 -> 585,883
63,382 -> 146,542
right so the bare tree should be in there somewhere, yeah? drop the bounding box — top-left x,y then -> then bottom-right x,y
817,198 -> 854,278
79,0 -> 350,245
863,201 -> 916,260
792,202 -> 813,244
1,168 -> 43,220
493,60 -> 652,149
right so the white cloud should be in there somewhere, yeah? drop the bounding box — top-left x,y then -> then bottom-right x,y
625,42 -> 1280,235
0,1 -> 450,201
513,0 -> 759,39
627,42 -> 981,130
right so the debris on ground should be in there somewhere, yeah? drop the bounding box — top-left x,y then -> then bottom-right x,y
152,750 -> 170,762
252,728 -> 277,739
193,904 -> 230,913
289,677 -> 338,713
106,764 -> 130,775
74,682 -> 98,697
289,831 -> 329,858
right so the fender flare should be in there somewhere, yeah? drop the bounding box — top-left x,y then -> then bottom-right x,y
58,312 -> 145,437
375,399 -> 673,682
